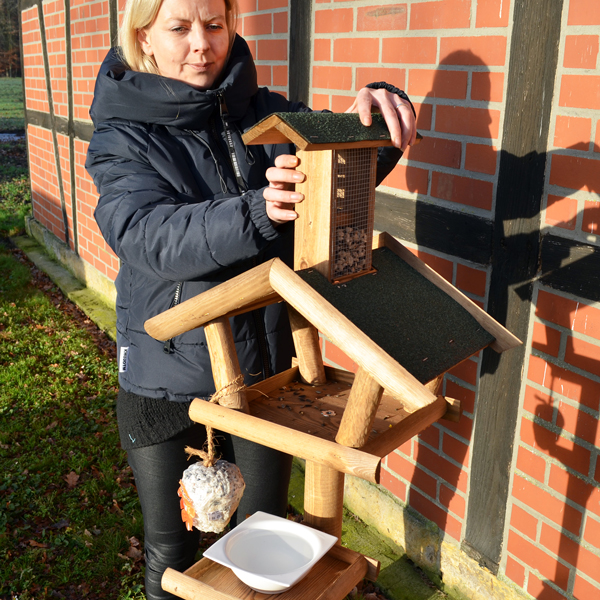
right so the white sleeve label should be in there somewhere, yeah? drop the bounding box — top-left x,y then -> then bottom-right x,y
119,346 -> 129,373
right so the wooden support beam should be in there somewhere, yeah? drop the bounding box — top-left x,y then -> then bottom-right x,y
288,306 -> 327,385
204,317 -> 248,413
188,399 -> 381,483
336,367 -> 383,448
162,568 -> 238,600
269,259 -> 437,413
144,260 -> 277,341
303,461 -> 345,540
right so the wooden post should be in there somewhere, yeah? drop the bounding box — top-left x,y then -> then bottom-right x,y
335,367 -> 383,448
303,461 -> 345,540
287,306 -> 327,385
204,317 -> 249,413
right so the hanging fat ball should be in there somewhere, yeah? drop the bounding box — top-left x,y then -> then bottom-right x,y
179,459 -> 245,533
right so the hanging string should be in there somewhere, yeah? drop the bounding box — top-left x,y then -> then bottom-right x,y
184,374 -> 246,467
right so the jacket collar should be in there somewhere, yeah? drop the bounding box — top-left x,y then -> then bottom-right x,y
89,35 -> 258,129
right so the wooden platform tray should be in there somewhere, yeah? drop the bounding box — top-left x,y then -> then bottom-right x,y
162,543 -> 372,600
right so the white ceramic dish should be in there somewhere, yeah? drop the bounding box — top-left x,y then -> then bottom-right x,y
202,511 -> 337,594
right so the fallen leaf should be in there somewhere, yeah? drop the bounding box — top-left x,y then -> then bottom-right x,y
29,540 -> 49,548
126,546 -> 143,560
65,471 -> 79,488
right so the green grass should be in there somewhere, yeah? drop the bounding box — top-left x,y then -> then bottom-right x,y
0,77 -> 25,132
0,137 -> 145,597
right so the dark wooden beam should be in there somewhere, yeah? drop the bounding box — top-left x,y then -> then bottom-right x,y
462,0 -> 565,573
375,191 -> 492,265
289,0 -> 312,105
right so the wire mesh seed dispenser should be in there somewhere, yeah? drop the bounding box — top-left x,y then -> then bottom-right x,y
145,113 -> 521,600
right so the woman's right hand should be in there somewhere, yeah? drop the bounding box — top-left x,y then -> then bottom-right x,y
264,154 -> 305,225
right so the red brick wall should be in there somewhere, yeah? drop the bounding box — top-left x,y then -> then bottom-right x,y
21,0 -> 600,597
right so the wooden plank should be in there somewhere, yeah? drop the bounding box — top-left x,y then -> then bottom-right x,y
375,232 -> 521,353
162,568 -> 240,600
144,260 -> 276,341
269,258 -> 437,413
188,399 -> 381,483
361,395 -> 448,458
288,306 -> 327,385
335,367 -> 383,448
303,461 -> 345,539
245,366 -> 300,401
294,149 -> 334,278
327,545 -> 378,582
204,317 -> 248,412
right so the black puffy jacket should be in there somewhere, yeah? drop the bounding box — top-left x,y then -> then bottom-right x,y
86,35 -> 403,402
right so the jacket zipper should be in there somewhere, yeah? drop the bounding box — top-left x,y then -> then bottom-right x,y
163,281 -> 183,354
215,92 -> 271,379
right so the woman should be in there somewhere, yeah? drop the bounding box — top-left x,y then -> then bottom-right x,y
86,0 -> 415,596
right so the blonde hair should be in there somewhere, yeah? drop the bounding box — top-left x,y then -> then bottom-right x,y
119,0 -> 239,74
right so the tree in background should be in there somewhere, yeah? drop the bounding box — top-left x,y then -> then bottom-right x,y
0,0 -> 21,77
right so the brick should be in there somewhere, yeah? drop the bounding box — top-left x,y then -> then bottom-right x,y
549,465 -> 600,517
414,250 -> 453,282
409,489 -> 462,540
531,322 -> 562,357
559,75 -> 600,110
243,13 -> 271,36
564,35 -> 599,70
356,68 -> 405,92
381,163 -> 429,194
414,102 -> 433,130
331,95 -> 353,113
387,452 -> 438,497
436,105 -> 500,139
447,358 -> 478,386
314,39 -> 330,62
333,38 -> 380,64
258,0 -> 286,8
255,65 -> 271,86
415,443 -> 469,492
464,143 -> 497,175
315,8 -> 353,33
516,444 -> 547,482
471,71 -> 503,102
357,4 -> 407,31
583,200 -> 600,234
508,530 -> 571,590
510,503 -> 538,541
455,263 -> 486,297
573,576 -> 600,600
545,194 -> 578,230
550,154 -> 600,191
312,66 -> 352,91
476,0 -> 510,28
439,484 -> 465,518
431,171 -> 494,211
583,516 -> 600,550
520,413 -> 591,476
272,65 -> 287,87
410,0 -> 470,30
440,37 -> 507,67
564,336 -> 600,377
323,339 -> 358,373
441,433 -> 469,467
568,0 -> 600,26
408,69 -> 468,99
527,574 -> 568,600
403,136 -> 461,169
512,474 -> 583,535
382,37 -> 437,65
418,423 -> 440,449
381,467 -> 407,501
273,11 -> 288,34
527,354 -> 600,411
536,290 -> 600,341
257,39 -> 287,61
504,555 -> 525,588
554,116 -> 592,151
541,522 -> 600,580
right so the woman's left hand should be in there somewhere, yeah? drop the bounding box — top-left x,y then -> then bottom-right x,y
346,87 -> 416,152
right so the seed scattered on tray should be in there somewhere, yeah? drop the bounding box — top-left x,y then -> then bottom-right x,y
321,410 -> 336,417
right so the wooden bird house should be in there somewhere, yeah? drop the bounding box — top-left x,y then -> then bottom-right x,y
144,113 -> 521,600
242,112 -> 394,282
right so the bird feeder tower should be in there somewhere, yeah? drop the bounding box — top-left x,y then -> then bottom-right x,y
242,113 -> 392,282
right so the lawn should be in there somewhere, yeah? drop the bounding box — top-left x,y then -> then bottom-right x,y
0,78 -> 25,132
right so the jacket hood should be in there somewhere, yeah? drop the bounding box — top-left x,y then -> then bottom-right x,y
89,35 -> 258,129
